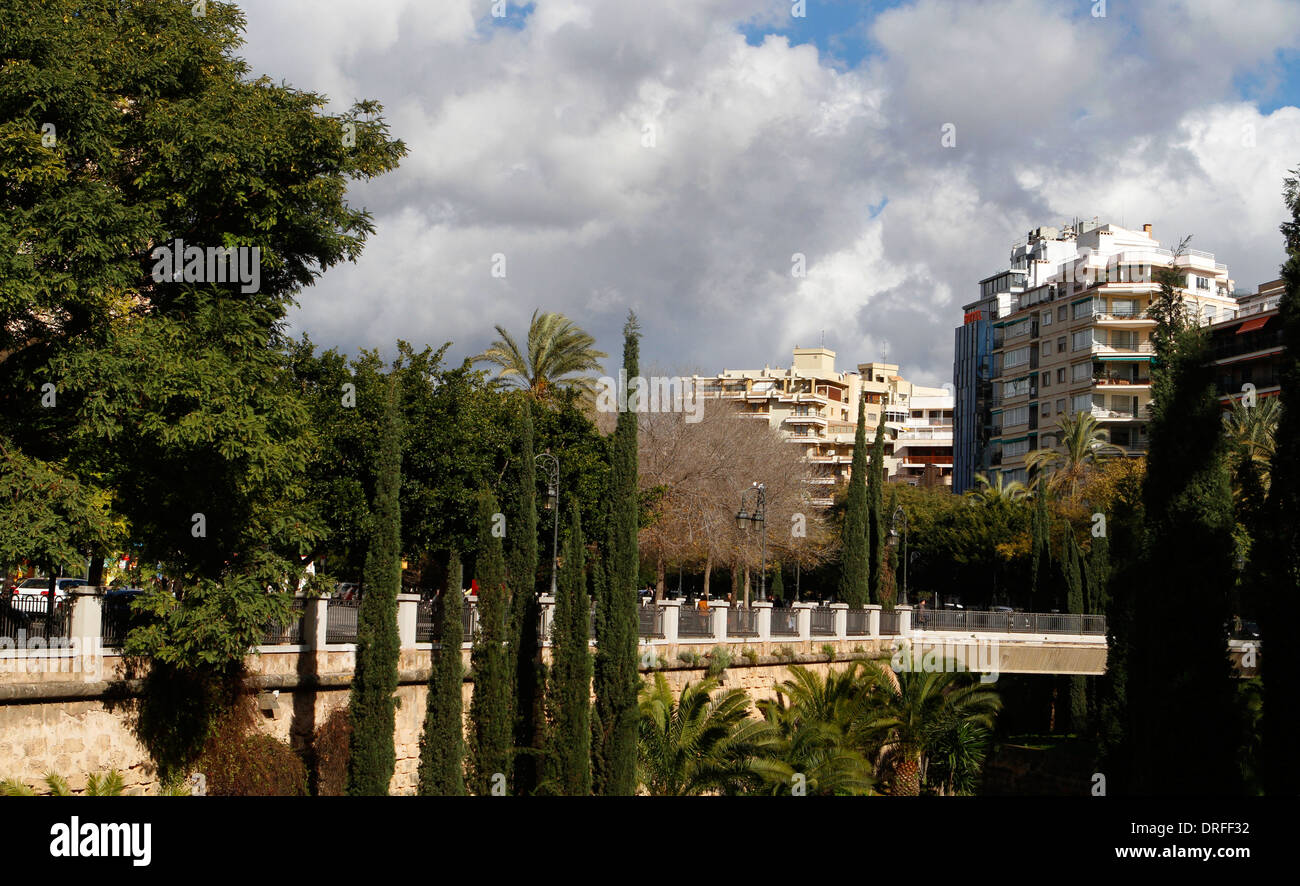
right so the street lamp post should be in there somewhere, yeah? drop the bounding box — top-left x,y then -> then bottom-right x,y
535,450 -> 560,597
735,482 -> 768,603
889,504 -> 908,606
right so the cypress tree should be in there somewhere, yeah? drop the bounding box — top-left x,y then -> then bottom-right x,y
593,313 -> 641,795
417,551 -> 465,795
1130,243 -> 1241,794
839,393 -> 870,607
589,511 -> 611,789
346,380 -> 403,796
1062,529 -> 1087,733
1261,168 -> 1300,795
770,562 -> 784,604
1084,528 -> 1110,734
1030,487 -> 1052,600
548,506 -> 592,795
867,412 -> 887,603
468,488 -> 512,795
508,397 -> 545,794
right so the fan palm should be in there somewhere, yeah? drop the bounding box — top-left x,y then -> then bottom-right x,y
859,658 -> 1001,796
967,472 -> 1028,506
636,673 -> 771,795
1025,411 -> 1123,500
0,770 -> 125,796
473,309 -> 607,403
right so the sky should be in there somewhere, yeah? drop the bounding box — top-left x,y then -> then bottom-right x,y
232,0 -> 1300,386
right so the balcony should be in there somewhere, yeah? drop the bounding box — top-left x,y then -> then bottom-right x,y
1091,340 -> 1154,356
783,414 -> 828,427
1091,405 -> 1148,421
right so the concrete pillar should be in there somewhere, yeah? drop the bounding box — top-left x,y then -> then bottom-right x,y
305,594 -> 330,650
830,602 -> 848,640
710,601 -> 729,642
792,602 -> 813,642
865,604 -> 881,637
539,595 -> 556,646
754,601 -> 773,641
396,593 -> 420,648
68,588 -> 103,643
897,604 -> 913,635
661,599 -> 682,645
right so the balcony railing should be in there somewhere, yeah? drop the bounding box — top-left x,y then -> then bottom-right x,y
727,607 -> 758,637
914,610 -> 1106,635
810,607 -> 836,636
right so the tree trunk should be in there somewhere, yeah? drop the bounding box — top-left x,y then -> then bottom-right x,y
702,555 -> 712,601
654,555 -> 665,602
743,565 -> 751,608
87,550 -> 105,589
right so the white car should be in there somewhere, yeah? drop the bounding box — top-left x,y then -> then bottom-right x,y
10,577 -> 88,602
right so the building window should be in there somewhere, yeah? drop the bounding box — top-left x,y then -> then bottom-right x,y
1056,398 -> 1066,414
1058,306 -> 1067,322
1041,402 -> 1051,417
1004,346 -> 1031,369
1041,372 -> 1051,388
1057,368 -> 1066,383
1072,361 -> 1092,382
1004,439 -> 1030,459
1042,310 -> 1052,326
1071,393 -> 1092,415
1004,406 -> 1030,427
1041,341 -> 1051,356
1072,330 -> 1091,351
1072,300 -> 1095,320
1195,275 -> 1211,291
1057,336 -> 1066,352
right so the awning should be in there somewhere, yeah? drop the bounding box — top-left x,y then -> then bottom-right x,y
1236,316 -> 1271,334
1096,355 -> 1153,361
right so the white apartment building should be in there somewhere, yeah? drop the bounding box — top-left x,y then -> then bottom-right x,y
694,347 -> 954,506
988,221 -> 1238,483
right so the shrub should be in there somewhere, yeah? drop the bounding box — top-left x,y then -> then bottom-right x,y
741,648 -> 759,666
677,650 -> 702,667
195,697 -> 308,797
706,646 -> 733,678
774,646 -> 795,662
821,643 -> 837,661
313,706 -> 352,796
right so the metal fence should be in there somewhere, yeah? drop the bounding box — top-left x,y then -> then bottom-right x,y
261,598 -> 307,645
771,607 -> 799,636
1,596 -> 70,643
462,605 -> 479,641
727,606 -> 758,637
879,609 -> 900,635
638,605 -> 664,638
846,608 -> 870,635
677,608 -> 713,638
912,609 -> 1105,635
417,599 -> 437,643
810,607 -> 836,636
326,598 -> 360,644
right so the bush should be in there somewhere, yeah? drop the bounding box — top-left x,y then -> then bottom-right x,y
821,643 -> 837,661
773,645 -> 795,662
195,697 -> 308,797
313,706 -> 352,796
706,646 -> 732,678
741,648 -> 759,666
677,650 -> 702,667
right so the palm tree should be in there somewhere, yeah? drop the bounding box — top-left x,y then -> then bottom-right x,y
1025,411 -> 1123,500
0,770 -> 125,796
1222,397 -> 1281,488
967,472 -> 1028,506
858,658 -> 1001,796
636,673 -> 770,795
473,309 -> 608,403
752,665 -> 876,795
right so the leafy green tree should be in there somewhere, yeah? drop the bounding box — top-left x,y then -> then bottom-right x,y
838,395 -> 870,607
593,314 -> 641,795
867,413 -> 887,603
1130,240 -> 1241,794
346,380 -> 403,796
417,551 -> 465,796
547,507 -> 592,795
473,309 -> 608,403
1261,168 -> 1300,795
468,489 -> 512,795
0,0 -> 404,680
770,562 -> 784,603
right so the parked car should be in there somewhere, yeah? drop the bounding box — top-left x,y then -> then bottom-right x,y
10,577 -> 87,602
